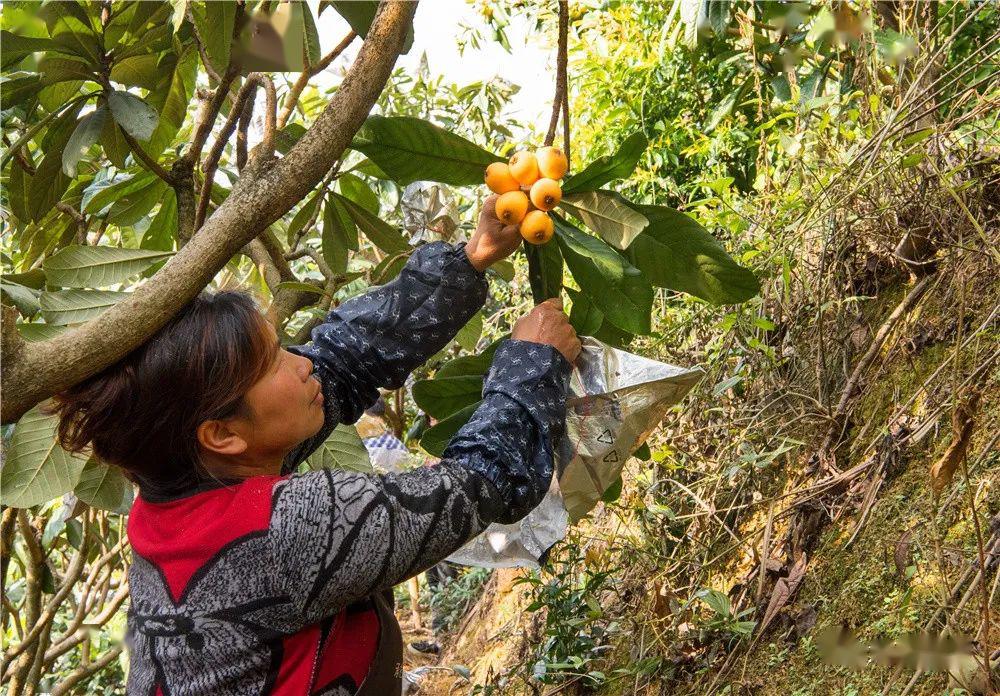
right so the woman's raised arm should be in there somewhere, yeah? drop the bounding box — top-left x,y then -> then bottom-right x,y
266,339 -> 571,628
282,241 -> 488,471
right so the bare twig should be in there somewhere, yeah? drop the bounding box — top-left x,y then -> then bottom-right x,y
120,129 -> 174,184
277,31 -> 358,129
544,1 -> 568,148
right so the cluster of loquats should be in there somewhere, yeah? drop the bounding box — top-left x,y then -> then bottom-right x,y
484,146 -> 568,245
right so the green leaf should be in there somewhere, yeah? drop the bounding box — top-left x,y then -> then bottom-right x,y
625,205 -> 759,305
489,259 -> 515,282
2,72 -> 45,107
435,339 -> 502,378
1,280 -> 41,316
62,104 -> 107,177
322,194 -> 356,274
275,123 -> 307,154
705,75 -> 752,133
39,80 -> 84,112
329,1 -> 413,52
305,424 -> 373,474
419,401 -> 481,457
336,193 -> 409,253
559,190 -> 649,250
350,115 -> 502,186
191,1 -> 235,74
27,102 -> 83,222
0,406 -> 89,508
3,268 -> 47,289
108,178 -> 168,227
40,289 -> 128,324
1,30 -> 56,70
455,311 -> 483,352
900,127 -> 934,147
109,53 -> 160,90
562,130 -> 647,194
338,173 -> 379,214
108,90 -> 158,141
600,475 -> 623,504
8,161 -> 31,222
45,2 -> 102,66
141,194 -> 177,251
43,245 -> 173,288
74,457 -> 133,513
524,239 -> 563,304
285,192 -> 321,245
100,118 -> 130,168
412,375 -> 484,420
84,172 -> 157,214
566,287 -> 603,336
301,1 -> 322,67
144,45 -> 198,158
554,216 -> 653,335
17,322 -> 69,342
37,54 -> 98,83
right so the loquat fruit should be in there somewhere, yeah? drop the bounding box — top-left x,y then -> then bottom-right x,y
535,146 -> 568,180
520,210 -> 554,244
508,150 -> 540,186
529,178 -> 562,211
496,190 -> 530,225
484,162 -> 520,194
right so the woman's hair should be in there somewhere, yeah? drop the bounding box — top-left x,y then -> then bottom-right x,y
47,290 -> 277,488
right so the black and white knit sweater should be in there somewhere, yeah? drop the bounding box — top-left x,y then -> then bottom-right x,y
125,242 -> 570,695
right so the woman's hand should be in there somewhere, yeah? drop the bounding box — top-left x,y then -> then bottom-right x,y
511,297 -> 582,364
464,194 -> 524,272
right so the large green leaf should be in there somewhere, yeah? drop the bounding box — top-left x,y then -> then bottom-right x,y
350,115 -> 502,186
301,1 -> 322,67
43,245 -> 173,288
435,339 -> 503,379
285,192 -> 321,245
562,130 -> 648,194
145,45 -> 198,158
625,205 -> 760,305
566,287 -> 603,336
108,178 -> 169,227
190,1 -> 235,74
559,190 -> 649,250
322,194 -> 356,274
0,406 -> 89,508
62,105 -> 107,177
108,90 -> 158,141
0,280 -> 41,317
44,2 -> 103,66
455,312 -> 483,352
40,289 -> 129,325
338,173 -> 379,214
74,457 -> 134,513
1,31 -> 56,70
525,239 -> 563,304
305,424 -> 373,474
412,375 -> 484,420
84,172 -> 157,215
109,53 -> 161,90
141,194 -> 177,251
326,1 -> 413,52
17,322 -> 70,342
554,216 -> 653,335
336,193 -> 409,253
419,401 -> 481,458
101,118 -> 130,168
27,102 -> 83,222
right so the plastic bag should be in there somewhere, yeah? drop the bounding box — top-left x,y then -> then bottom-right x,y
401,181 -> 461,245
447,337 -> 703,568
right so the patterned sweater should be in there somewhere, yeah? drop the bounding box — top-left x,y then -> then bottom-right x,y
125,242 -> 571,695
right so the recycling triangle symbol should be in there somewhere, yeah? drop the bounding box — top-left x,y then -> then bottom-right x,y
602,450 -> 619,463
596,429 -> 614,445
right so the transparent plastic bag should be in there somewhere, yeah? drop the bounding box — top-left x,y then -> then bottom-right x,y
448,337 -> 703,568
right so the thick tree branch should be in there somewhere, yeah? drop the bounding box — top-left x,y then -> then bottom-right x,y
1,0 -> 418,424
277,31 -> 358,129
182,66 -> 241,167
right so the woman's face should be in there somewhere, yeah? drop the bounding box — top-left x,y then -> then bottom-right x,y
236,330 -> 326,460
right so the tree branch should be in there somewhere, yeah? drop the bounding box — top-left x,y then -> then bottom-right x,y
182,66 -> 241,168
0,0 -> 419,424
120,129 -> 174,184
544,1 -> 569,148
194,73 -> 277,233
277,31 -> 358,129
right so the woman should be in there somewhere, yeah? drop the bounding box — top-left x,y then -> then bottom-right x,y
51,196 -> 581,696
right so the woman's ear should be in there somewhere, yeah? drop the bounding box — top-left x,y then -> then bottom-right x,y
196,419 -> 249,456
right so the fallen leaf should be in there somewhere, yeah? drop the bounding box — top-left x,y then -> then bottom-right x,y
930,390 -> 981,493
759,554 -> 808,635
